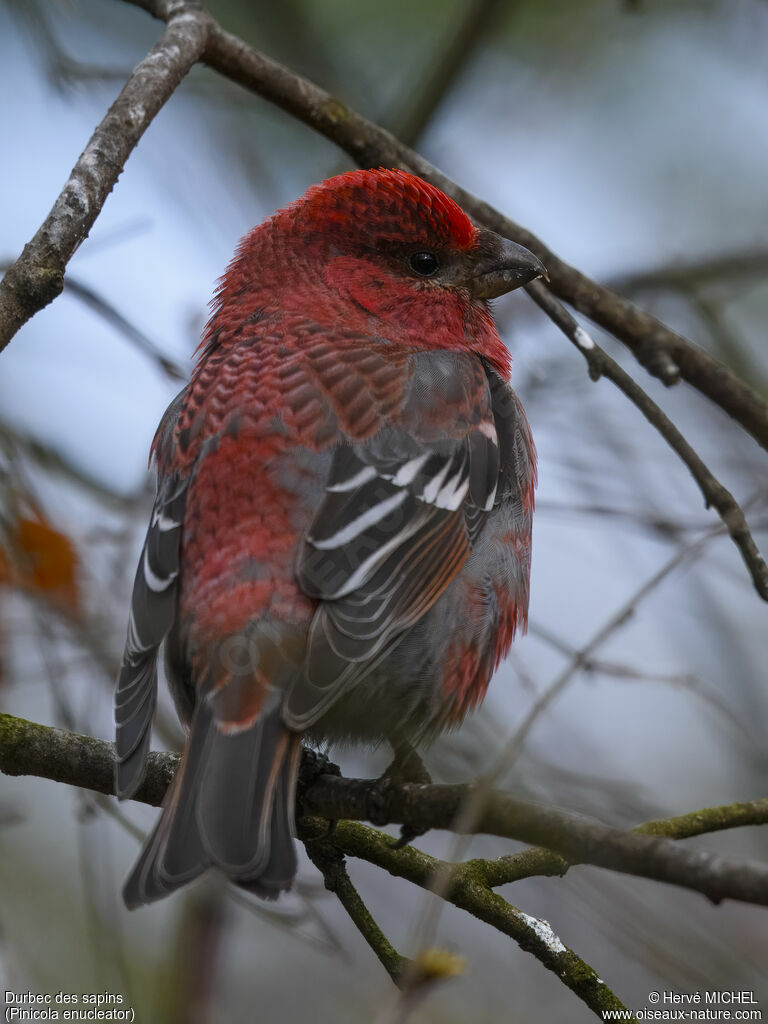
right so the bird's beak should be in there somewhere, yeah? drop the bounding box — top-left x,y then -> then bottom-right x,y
468,231 -> 548,300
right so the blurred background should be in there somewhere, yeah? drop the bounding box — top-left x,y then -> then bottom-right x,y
1,0 -> 768,1020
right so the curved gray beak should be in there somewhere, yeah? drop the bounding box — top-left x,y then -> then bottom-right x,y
468,231 -> 548,300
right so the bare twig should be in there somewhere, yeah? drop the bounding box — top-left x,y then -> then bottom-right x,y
3,263 -> 187,383
167,883 -> 227,1024
528,621 -> 746,737
535,499 -> 768,539
0,5 -> 209,350
390,0 -> 511,147
8,0 -> 136,90
0,417 -> 147,508
525,283 -> 768,600
610,248 -> 768,295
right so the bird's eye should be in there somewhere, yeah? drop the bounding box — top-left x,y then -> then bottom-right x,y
407,251 -> 440,277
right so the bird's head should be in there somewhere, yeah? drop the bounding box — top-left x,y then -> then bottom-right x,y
213,169 -> 546,376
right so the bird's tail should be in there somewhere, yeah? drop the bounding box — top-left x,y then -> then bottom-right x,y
122,702 -> 301,908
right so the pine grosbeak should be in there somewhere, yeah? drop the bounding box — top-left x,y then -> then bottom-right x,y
115,168 -> 543,906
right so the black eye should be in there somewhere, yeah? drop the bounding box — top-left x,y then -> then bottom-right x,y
408,251 -> 440,277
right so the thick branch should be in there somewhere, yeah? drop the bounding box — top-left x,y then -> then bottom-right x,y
303,774 -> 768,908
0,712 -> 177,807
0,5 -> 209,351
480,799 -> 768,887
0,712 -> 629,1015
3,713 -> 768,910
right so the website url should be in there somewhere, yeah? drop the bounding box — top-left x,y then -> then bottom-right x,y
602,1012 -> 762,1022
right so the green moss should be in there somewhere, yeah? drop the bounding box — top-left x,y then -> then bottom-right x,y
453,857 -> 490,888
0,711 -> 39,764
637,798 -> 768,840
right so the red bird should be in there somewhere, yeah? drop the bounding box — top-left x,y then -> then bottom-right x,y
115,168 -> 542,906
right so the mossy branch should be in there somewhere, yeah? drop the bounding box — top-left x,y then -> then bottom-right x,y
301,821 -> 411,988
326,819 -> 635,1021
475,799 -> 768,887
0,711 -> 638,1016
2,711 -> 768,910
6,712 -> 768,1021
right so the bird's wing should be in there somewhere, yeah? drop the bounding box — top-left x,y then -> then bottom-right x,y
285,351 -> 500,729
115,392 -> 188,798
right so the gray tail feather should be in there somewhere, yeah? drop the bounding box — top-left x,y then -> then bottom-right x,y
123,703 -> 300,908
114,656 -> 157,800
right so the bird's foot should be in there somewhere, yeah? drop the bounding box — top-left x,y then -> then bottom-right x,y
374,742 -> 432,848
384,742 -> 432,787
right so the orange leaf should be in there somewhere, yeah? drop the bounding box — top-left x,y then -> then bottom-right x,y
6,516 -> 80,610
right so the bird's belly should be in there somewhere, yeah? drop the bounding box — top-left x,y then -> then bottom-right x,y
304,642 -> 443,749
306,508 -> 530,748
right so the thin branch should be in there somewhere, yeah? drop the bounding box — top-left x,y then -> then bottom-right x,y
528,620 -> 746,736
3,263 -> 187,383
390,0 -> 511,147
326,820 -> 635,1023
227,885 -> 348,958
610,249 -> 768,295
167,883 -> 227,1024
57,273 -> 188,381
535,499 -> 768,539
638,800 -> 768,839
2,713 -> 768,909
0,417 -> 146,509
303,824 -> 411,987
0,5 -> 210,351
525,283 -> 768,600
8,0 -> 136,91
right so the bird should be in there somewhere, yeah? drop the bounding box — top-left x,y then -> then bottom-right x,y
114,167 -> 543,907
